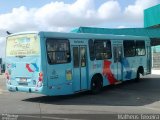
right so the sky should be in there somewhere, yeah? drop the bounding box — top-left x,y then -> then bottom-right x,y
0,0 -> 160,57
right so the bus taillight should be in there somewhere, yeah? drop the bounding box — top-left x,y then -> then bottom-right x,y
39,72 -> 43,82
5,71 -> 11,85
37,72 -> 43,88
5,71 -> 10,80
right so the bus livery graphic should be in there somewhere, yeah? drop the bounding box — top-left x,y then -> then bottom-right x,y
102,60 -> 117,84
7,63 -> 16,69
121,58 -> 132,79
26,63 -> 39,72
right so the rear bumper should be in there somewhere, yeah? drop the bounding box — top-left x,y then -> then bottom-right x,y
7,84 -> 43,94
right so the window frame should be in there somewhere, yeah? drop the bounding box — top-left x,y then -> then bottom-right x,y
136,40 -> 146,56
46,38 -> 71,65
88,39 -> 95,61
123,40 -> 136,57
94,39 -> 112,60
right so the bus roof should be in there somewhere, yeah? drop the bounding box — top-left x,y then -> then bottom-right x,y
40,31 -> 150,40
7,31 -> 150,41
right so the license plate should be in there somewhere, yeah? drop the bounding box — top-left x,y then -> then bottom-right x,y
20,78 -> 27,83
19,78 -> 28,86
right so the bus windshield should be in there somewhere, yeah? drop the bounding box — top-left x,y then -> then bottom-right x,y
6,34 -> 40,57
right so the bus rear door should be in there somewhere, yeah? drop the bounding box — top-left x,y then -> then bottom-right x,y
72,46 -> 88,92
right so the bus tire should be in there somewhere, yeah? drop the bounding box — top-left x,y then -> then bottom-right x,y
135,67 -> 144,82
135,70 -> 140,82
90,75 -> 103,94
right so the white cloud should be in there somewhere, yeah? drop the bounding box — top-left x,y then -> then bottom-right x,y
0,0 -> 159,34
0,0 -> 159,57
98,0 -> 121,20
124,0 -> 160,22
34,0 -> 98,27
0,0 -> 122,35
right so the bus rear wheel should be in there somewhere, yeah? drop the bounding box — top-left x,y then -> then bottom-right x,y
135,67 -> 144,82
91,75 -> 103,94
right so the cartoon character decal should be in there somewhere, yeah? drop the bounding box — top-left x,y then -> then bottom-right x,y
102,60 -> 117,84
121,58 -> 132,79
102,58 -> 132,85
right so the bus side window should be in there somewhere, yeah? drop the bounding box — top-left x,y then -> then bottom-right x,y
94,40 -> 112,60
136,40 -> 146,56
80,47 -> 86,67
123,40 -> 135,57
73,47 -> 79,68
46,39 -> 71,64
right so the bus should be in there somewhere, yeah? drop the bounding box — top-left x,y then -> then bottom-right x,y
5,31 -> 151,96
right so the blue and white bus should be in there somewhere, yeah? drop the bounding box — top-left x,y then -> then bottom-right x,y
5,31 -> 151,95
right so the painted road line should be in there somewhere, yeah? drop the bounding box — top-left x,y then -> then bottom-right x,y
21,115 -> 85,120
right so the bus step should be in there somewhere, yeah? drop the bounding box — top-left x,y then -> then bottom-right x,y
114,81 -> 122,85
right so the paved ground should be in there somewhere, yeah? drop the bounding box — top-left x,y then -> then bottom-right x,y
0,74 -> 160,120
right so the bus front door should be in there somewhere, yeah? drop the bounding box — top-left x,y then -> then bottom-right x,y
72,46 -> 87,92
113,45 -> 123,81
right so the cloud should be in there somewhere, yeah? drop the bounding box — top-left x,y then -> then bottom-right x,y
0,0 -> 159,34
0,0 -> 122,35
124,0 -> 160,22
98,0 -> 121,20
35,0 -> 97,27
0,0 -> 159,57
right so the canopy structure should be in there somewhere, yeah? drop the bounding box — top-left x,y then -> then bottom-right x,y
71,27 -> 160,46
144,4 -> 160,28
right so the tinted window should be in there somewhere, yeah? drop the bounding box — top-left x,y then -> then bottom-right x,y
46,38 -> 71,64
136,41 -> 146,56
95,40 -> 112,60
80,47 -> 86,67
73,47 -> 79,68
88,39 -> 95,60
123,40 -> 135,57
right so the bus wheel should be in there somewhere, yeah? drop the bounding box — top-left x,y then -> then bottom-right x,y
91,75 -> 103,94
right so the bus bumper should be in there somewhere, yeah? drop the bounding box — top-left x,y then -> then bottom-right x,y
7,84 -> 43,93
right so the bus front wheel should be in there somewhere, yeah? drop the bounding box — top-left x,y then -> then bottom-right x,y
91,75 -> 103,94
135,70 -> 140,82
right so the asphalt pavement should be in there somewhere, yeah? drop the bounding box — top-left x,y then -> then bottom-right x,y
0,74 -> 160,120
